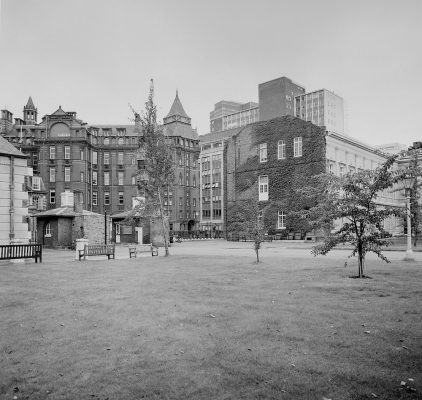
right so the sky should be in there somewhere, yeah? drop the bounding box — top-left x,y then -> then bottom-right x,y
0,0 -> 421,146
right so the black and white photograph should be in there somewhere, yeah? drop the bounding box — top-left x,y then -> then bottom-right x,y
0,0 -> 421,398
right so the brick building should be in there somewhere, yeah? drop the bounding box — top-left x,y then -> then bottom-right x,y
1,94 -> 201,243
225,115 -> 404,238
161,91 -> 201,234
258,76 -> 306,122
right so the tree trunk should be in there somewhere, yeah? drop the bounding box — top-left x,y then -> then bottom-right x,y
157,191 -> 169,256
254,241 -> 260,263
358,255 -> 364,278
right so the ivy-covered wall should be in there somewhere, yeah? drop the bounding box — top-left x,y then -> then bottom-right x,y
225,115 -> 326,235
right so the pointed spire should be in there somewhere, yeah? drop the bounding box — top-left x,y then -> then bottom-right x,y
25,96 -> 35,109
165,90 -> 190,119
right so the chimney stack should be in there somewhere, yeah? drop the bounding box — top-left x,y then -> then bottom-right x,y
73,190 -> 83,214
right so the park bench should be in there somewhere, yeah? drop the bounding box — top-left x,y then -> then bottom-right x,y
0,243 -> 42,263
79,244 -> 115,261
128,244 -> 158,258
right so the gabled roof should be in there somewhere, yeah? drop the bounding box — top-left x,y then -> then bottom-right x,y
35,207 -> 103,218
34,207 -> 77,218
51,106 -> 67,116
165,91 -> 190,119
25,96 -> 36,109
0,136 -> 28,158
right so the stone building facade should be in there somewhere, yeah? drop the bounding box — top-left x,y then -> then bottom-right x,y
0,136 -> 32,244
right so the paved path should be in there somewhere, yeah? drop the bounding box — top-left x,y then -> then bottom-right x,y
34,239 -> 422,264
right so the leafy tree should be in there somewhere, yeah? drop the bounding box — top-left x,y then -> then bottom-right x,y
299,155 -> 404,278
126,80 -> 174,256
227,195 -> 272,263
407,148 -> 422,246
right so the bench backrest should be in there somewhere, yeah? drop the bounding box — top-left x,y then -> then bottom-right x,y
84,244 -> 115,255
0,244 -> 42,259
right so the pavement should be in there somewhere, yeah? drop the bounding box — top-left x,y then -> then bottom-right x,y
32,239 -> 422,264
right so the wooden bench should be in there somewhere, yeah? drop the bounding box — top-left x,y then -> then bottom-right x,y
0,244 -> 42,263
79,244 -> 115,261
129,244 -> 158,258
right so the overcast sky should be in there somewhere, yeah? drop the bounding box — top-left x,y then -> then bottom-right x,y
0,0 -> 420,146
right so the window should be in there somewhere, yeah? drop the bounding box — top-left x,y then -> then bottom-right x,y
104,172 -> 110,186
49,167 -> 56,183
278,211 -> 286,229
118,191 -> 124,205
80,150 -> 84,160
179,174 -> 183,186
179,197 -> 182,206
278,140 -> 286,159
193,198 -> 196,207
258,175 -> 268,201
193,175 -> 196,187
65,167 -> 70,182
104,191 -> 110,205
80,172 -> 84,182
104,152 -> 110,165
64,145 -> 70,160
92,151 -> 98,165
45,223 -> 51,237
92,171 -> 98,185
32,177 -> 41,190
259,143 -> 267,163
49,146 -> 55,160
50,190 -> 56,204
118,152 -> 124,165
92,191 -> 97,206
104,138 -> 110,145
118,172 -> 124,185
294,137 -> 302,157
339,164 -> 346,177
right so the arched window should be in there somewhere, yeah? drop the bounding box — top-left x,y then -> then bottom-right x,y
179,174 -> 183,186
45,223 -> 51,237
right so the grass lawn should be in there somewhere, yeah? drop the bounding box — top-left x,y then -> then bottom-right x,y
1,244 -> 421,399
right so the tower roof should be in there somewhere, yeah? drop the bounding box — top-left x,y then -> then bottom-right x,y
165,90 -> 190,119
25,96 -> 36,109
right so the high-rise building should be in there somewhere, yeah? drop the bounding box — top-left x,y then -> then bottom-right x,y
258,76 -> 306,121
294,89 -> 344,134
210,100 -> 259,132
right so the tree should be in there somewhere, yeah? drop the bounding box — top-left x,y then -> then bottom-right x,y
127,80 -> 175,256
407,148 -> 422,247
227,195 -> 272,263
299,155 -> 404,278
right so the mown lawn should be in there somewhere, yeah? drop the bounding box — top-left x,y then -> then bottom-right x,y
1,248 -> 421,399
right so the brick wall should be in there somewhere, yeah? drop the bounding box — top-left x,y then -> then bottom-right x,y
225,116 -> 326,234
